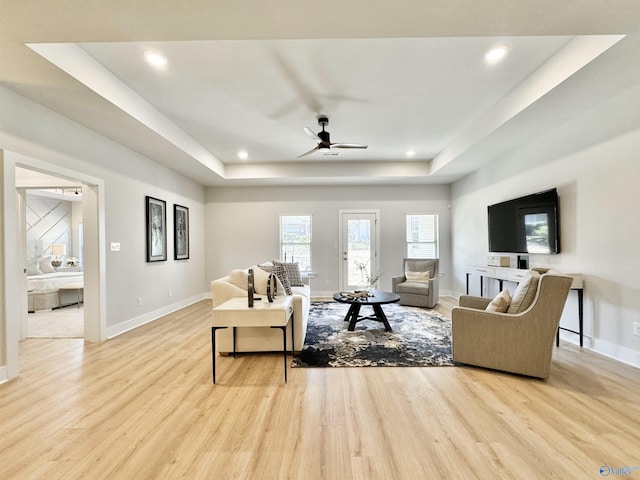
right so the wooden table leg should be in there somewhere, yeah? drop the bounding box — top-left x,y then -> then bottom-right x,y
373,304 -> 393,332
343,304 -> 357,323
347,304 -> 362,331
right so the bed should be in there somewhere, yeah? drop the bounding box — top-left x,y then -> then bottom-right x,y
27,271 -> 84,312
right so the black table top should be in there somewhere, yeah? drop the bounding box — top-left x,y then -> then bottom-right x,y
333,290 -> 400,305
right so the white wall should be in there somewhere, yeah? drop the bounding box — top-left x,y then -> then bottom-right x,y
205,184 -> 451,297
0,86 -> 207,349
451,127 -> 640,367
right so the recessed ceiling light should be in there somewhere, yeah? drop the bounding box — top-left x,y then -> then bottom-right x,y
406,150 -> 416,157
484,45 -> 509,64
237,150 -> 249,160
144,50 -> 167,69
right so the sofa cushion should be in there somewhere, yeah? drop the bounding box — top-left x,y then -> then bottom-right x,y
404,259 -> 436,277
274,260 -> 304,286
508,270 -> 540,314
258,263 -> 292,295
405,270 -> 430,284
395,281 -> 429,296
486,289 -> 511,313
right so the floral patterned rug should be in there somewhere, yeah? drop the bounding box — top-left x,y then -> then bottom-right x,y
292,301 -> 454,368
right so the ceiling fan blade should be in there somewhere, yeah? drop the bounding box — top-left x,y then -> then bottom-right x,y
304,127 -> 321,141
297,145 -> 320,158
272,51 -> 323,115
331,143 -> 368,149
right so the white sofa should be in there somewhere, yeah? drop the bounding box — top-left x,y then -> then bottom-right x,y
211,264 -> 310,353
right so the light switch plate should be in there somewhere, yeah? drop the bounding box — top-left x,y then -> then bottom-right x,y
110,242 -> 121,252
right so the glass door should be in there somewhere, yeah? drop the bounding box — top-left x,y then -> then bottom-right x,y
340,211 -> 378,291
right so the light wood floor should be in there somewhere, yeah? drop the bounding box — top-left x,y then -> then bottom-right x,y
2,298 -> 639,480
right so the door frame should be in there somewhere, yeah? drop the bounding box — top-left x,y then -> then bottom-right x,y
3,151 -> 106,381
338,209 -> 380,292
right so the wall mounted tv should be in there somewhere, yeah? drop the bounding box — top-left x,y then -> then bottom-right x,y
487,188 -> 560,254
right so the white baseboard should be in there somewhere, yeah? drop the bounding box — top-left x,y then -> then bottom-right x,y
591,338 -> 640,369
106,293 -> 208,339
558,330 -> 640,369
0,366 -> 7,385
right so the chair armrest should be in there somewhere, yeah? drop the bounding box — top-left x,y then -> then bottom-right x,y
429,276 -> 439,304
391,275 -> 406,290
458,295 -> 492,310
211,279 -> 247,307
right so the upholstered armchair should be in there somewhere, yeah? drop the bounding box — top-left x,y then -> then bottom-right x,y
391,258 -> 439,308
451,268 -> 573,379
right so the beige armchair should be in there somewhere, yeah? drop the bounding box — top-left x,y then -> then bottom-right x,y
391,258 -> 439,308
451,268 -> 572,379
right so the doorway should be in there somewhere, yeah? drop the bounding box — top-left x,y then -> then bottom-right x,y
339,210 -> 380,291
22,183 -> 85,338
12,157 -> 104,343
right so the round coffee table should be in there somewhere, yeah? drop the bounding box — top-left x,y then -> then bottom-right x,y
332,290 -> 400,332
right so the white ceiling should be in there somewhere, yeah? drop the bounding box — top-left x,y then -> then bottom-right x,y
2,1 -> 640,187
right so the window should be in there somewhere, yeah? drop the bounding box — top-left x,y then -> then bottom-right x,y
406,214 -> 439,258
279,215 -> 312,271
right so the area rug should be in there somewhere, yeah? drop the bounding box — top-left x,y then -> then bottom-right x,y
27,306 -> 84,338
292,301 -> 454,368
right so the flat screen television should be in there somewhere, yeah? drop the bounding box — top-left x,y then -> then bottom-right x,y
487,188 -> 560,254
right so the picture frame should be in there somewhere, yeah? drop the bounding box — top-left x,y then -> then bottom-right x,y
173,204 -> 190,260
146,196 -> 167,262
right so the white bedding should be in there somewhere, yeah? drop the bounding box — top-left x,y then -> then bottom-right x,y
27,272 -> 84,292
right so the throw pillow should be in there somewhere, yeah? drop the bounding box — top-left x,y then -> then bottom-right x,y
507,270 -> 541,314
258,263 -> 292,295
252,266 -> 269,294
228,269 -> 249,290
38,256 -> 56,274
273,260 -> 304,286
486,289 -> 511,313
27,257 -> 43,276
405,270 -> 430,284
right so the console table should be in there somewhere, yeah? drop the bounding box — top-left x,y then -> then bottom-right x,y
465,265 -> 584,347
211,295 -> 294,384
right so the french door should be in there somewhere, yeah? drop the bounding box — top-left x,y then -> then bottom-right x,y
339,211 -> 379,291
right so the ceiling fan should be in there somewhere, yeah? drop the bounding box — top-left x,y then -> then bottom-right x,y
298,116 -> 368,158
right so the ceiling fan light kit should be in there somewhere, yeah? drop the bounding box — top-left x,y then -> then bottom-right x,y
298,116 -> 368,158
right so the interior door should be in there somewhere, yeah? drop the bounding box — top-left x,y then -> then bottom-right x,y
340,211 -> 378,291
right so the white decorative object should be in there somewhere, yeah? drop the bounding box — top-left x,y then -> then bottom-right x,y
487,255 -> 510,267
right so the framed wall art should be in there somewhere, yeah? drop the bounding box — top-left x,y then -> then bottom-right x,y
146,196 -> 167,262
173,204 -> 189,260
